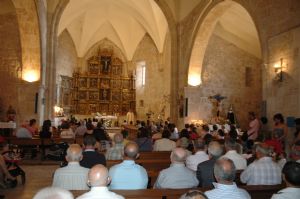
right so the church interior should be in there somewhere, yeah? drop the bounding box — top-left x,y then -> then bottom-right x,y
0,0 -> 300,199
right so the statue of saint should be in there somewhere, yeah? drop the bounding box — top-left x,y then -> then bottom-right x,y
6,105 -> 16,122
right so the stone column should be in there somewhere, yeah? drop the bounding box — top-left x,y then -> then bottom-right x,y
35,0 -> 47,125
125,60 -> 134,77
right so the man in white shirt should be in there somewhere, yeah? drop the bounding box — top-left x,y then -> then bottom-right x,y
153,130 -> 176,151
205,158 -> 251,199
16,127 -> 32,138
240,143 -> 281,185
77,164 -> 124,199
221,139 -> 247,170
154,147 -> 198,189
247,112 -> 260,140
33,187 -> 73,199
52,144 -> 89,190
75,120 -> 87,136
271,161 -> 300,199
186,139 -> 209,171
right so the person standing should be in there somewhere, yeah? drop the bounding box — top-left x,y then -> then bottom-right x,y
126,109 -> 135,125
247,112 -> 260,141
273,113 -> 288,147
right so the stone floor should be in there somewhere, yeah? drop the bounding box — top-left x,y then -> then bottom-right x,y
1,165 -> 59,199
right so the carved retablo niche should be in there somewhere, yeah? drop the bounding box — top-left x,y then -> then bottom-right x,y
71,48 -> 135,115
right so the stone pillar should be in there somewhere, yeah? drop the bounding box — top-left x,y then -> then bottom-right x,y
35,0 -> 47,125
125,61 -> 134,77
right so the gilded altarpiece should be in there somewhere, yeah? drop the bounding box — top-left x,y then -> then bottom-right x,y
71,49 -> 136,115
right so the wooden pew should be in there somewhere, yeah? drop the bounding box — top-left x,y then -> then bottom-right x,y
72,185 -> 284,199
138,151 -> 171,160
243,184 -> 284,199
7,137 -> 42,145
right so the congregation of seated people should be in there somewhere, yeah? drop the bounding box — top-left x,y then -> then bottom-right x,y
2,112 -> 300,199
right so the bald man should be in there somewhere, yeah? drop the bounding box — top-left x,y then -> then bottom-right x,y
77,165 -> 124,199
204,158 -> 250,199
52,144 -> 89,190
108,142 -> 148,190
154,147 -> 198,189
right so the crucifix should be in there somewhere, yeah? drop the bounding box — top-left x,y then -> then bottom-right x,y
101,56 -> 111,72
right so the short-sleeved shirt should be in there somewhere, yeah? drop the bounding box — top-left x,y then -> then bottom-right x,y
240,157 -> 281,185
105,143 -> 124,160
52,162 -> 89,190
108,160 -> 148,190
205,182 -> 251,199
154,163 -> 198,189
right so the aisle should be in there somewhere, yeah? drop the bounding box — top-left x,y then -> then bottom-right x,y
2,165 -> 58,199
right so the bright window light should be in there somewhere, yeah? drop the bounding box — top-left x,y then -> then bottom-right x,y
142,65 -> 146,86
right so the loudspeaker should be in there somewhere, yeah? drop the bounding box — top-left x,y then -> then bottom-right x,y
185,98 -> 188,117
34,93 -> 38,113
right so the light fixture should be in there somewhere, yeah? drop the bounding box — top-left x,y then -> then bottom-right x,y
142,65 -> 146,86
23,70 -> 39,82
188,74 -> 201,86
273,58 -> 286,82
54,105 -> 64,117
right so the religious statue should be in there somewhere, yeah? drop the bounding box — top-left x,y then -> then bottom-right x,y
6,105 -> 16,122
209,94 -> 226,124
102,89 -> 108,100
101,56 -> 111,73
227,104 -> 236,124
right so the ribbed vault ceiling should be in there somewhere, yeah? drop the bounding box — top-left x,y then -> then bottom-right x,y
58,0 -> 168,60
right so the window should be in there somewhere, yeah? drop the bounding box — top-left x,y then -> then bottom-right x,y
142,64 -> 146,86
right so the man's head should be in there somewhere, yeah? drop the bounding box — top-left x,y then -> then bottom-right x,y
282,161 -> 300,187
162,129 -> 171,139
224,139 -> 237,152
33,187 -> 73,199
66,144 -> 83,162
124,142 -> 139,160
207,141 -> 223,159
202,125 -> 210,133
83,135 -> 97,148
214,158 -> 236,184
179,190 -> 208,199
88,164 -> 110,187
170,147 -> 188,163
255,143 -> 271,159
113,133 -> 124,144
193,138 -> 206,152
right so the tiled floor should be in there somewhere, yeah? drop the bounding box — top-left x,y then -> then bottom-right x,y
1,165 -> 59,199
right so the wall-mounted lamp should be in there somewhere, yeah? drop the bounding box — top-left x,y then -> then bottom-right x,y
273,58 -> 286,82
188,74 -> 201,86
23,69 -> 40,82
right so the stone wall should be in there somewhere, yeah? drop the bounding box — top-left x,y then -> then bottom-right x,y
185,34 -> 262,128
179,0 -> 300,128
56,30 -> 78,80
132,34 -> 171,121
264,26 -> 300,121
0,0 -> 22,121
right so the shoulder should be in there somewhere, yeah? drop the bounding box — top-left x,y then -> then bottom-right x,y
186,154 -> 195,160
238,188 -> 251,197
198,159 -> 212,168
